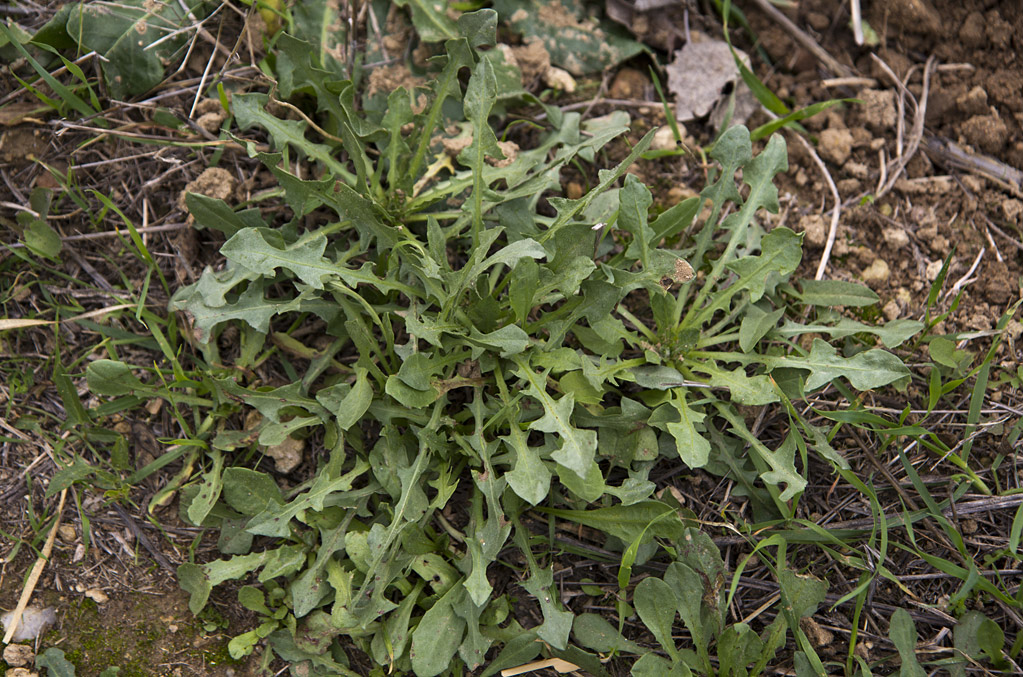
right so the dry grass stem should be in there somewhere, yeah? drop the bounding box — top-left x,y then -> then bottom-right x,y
2,489 -> 67,644
748,0 -> 854,78
873,55 -> 936,198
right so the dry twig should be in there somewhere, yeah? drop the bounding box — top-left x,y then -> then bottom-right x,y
747,0 -> 855,78
2,489 -> 67,644
764,110 -> 842,280
873,55 -> 936,198
925,135 -> 1023,198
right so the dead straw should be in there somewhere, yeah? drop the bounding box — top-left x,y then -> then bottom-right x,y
2,489 -> 67,645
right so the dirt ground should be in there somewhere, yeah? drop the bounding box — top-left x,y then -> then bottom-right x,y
617,0 -> 1023,334
751,0 -> 1023,328
1,0 -> 1022,675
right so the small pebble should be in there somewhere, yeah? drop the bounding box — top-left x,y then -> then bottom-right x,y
3,643 -> 35,667
882,227 -> 909,249
543,66 -> 576,93
861,258 -> 890,286
608,67 -> 648,99
797,213 -> 827,248
650,125 -> 681,151
85,588 -> 109,604
818,128 -> 853,165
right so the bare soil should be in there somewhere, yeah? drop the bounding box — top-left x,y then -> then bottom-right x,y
750,0 -> 1023,323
